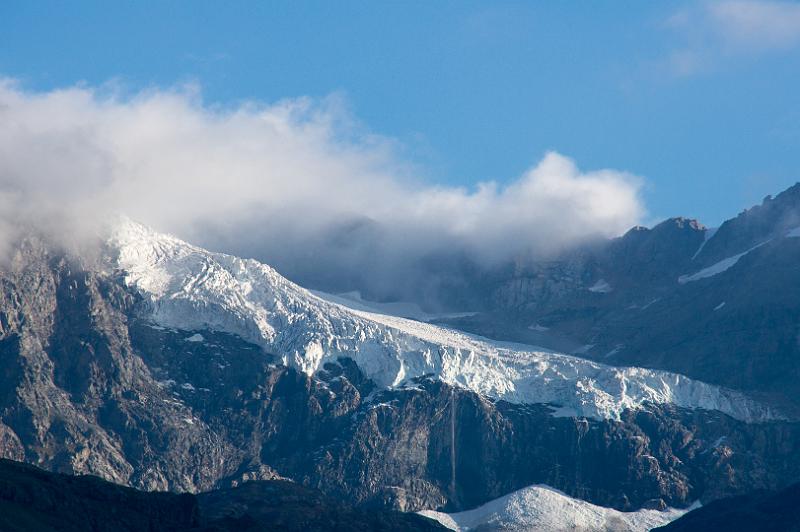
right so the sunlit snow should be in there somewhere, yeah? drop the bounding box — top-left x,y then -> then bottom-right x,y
109,219 -> 780,422
419,484 -> 697,531
679,241 -> 768,284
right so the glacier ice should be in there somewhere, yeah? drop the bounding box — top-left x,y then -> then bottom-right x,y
109,219 -> 781,422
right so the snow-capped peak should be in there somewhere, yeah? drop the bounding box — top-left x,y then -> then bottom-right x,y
419,484 -> 697,531
108,219 -> 780,422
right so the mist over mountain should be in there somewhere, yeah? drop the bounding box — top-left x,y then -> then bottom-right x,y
0,80 -> 644,305
1,180 -> 799,532
5,0 -> 800,528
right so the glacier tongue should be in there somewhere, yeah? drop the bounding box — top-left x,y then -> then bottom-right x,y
109,219 -> 780,422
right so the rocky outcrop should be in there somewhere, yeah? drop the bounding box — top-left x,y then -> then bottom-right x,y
196,478 -> 448,531
2,228 -> 800,519
442,184 -> 800,412
0,238 -> 238,492
694,182 -> 800,267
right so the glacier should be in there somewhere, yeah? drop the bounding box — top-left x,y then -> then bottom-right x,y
108,219 -> 781,422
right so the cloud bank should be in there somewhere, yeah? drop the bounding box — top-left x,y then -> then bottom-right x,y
0,80 -> 645,302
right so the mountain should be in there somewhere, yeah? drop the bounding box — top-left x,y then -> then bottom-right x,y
0,184 -> 799,528
0,458 -> 445,531
440,183 -> 800,409
420,484 -> 695,532
0,458 -> 197,531
653,482 -> 800,532
109,219 -> 776,423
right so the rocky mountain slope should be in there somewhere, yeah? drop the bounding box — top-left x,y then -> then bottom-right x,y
0,458 -> 196,531
654,481 -> 800,532
0,184 -> 799,528
109,219 -> 777,423
0,458 -> 445,531
441,183 -> 800,408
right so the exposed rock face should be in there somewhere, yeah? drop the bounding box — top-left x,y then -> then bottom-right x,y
0,184 -> 799,522
442,183 -> 800,408
695,183 -> 800,267
0,239 -> 799,515
0,238 -> 237,491
196,479 -> 448,531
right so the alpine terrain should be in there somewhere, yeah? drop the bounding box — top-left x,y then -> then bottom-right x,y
1,184 -> 800,530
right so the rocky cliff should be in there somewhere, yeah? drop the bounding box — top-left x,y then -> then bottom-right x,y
0,186 -> 799,522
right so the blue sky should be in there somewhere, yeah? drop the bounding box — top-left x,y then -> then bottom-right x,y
2,1 -> 800,226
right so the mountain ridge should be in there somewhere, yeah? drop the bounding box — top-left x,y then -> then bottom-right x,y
0,183 -> 799,525
108,218 -> 781,423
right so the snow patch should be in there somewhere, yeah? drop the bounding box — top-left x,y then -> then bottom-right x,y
679,241 -> 768,284
185,333 -> 204,343
713,302 -> 726,311
572,344 -> 594,355
588,279 -> 612,293
640,298 -> 660,310
710,436 -> 727,448
787,226 -> 800,238
691,227 -> 718,260
419,484 -> 696,531
604,345 -> 624,358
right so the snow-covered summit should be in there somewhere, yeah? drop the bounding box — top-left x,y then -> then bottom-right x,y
108,219 -> 780,422
419,484 -> 696,531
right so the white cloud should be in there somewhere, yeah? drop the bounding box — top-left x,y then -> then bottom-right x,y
709,0 -> 800,50
0,80 -> 645,296
664,1 -> 800,76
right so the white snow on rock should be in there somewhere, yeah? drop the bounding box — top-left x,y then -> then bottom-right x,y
108,219 -> 780,422
185,333 -> 204,343
419,484 -> 696,532
787,226 -> 800,238
588,279 -> 612,293
691,227 -> 718,260
679,241 -> 768,284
